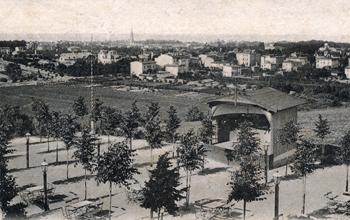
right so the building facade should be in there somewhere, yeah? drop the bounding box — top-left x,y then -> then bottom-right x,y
155,54 -> 174,68
98,50 -> 119,64
130,61 -> 158,76
236,50 -> 261,67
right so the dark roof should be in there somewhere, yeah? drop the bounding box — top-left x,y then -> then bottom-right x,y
208,87 -> 307,113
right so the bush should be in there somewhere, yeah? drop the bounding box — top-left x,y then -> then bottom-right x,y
0,77 -> 8,82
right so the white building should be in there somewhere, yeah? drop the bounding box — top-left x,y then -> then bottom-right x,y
345,66 -> 350,79
98,50 -> 119,64
203,57 -> 215,68
130,61 -> 158,76
236,51 -> 261,67
260,55 -> 284,70
0,47 -> 11,55
316,56 -> 340,69
165,64 -> 186,77
155,54 -> 174,68
58,52 -> 91,66
282,54 -> 309,72
222,65 -> 245,77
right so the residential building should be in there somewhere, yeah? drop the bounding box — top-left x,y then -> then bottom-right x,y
345,66 -> 350,79
58,52 -> 92,66
282,53 -> 309,72
155,54 -> 174,68
165,64 -> 186,77
316,56 -> 340,69
12,47 -> 26,56
0,47 -> 11,55
98,50 -> 119,64
130,61 -> 158,76
260,55 -> 284,70
236,50 -> 261,67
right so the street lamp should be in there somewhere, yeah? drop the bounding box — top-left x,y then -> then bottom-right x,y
25,133 -> 31,168
273,171 -> 282,220
41,159 -> 49,211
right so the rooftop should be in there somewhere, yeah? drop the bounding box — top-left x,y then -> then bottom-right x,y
208,87 -> 307,113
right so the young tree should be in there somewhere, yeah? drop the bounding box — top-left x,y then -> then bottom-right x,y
199,114 -> 215,145
59,114 -> 78,180
91,98 -> 104,134
164,106 -> 181,158
228,158 -> 265,220
177,130 -> 206,207
51,111 -> 62,164
100,106 -> 122,145
144,102 -> 163,166
291,138 -> 317,214
313,114 -> 331,163
0,130 -> 18,215
227,121 -> 265,220
120,101 -> 142,150
185,106 -> 204,122
31,98 -> 51,145
279,120 -> 300,176
5,63 -> 22,82
96,142 -> 138,220
73,128 -> 97,200
340,131 -> 350,192
72,96 -> 88,118
141,153 -> 184,219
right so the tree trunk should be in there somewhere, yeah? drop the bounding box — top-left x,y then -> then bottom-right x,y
129,137 -> 133,150
84,169 -> 87,200
172,136 -> 175,158
66,149 -> 69,180
285,156 -> 288,176
243,199 -> 246,220
108,134 -> 110,146
346,164 -> 349,192
47,135 -> 50,152
188,171 -> 192,206
185,170 -> 189,207
302,174 -> 306,214
150,147 -> 153,167
157,208 -> 160,220
150,209 -> 153,219
55,139 -> 59,164
109,182 -> 112,220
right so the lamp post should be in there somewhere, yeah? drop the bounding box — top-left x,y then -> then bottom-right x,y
41,159 -> 49,211
25,133 -> 31,168
273,171 -> 282,220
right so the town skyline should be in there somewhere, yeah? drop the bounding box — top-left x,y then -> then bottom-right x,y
1,0 -> 350,42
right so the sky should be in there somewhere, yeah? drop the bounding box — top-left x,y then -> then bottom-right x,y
0,0 -> 350,41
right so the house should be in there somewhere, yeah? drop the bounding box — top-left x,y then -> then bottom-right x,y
58,52 -> 92,66
155,54 -> 174,68
222,65 -> 246,77
282,53 -> 309,72
236,50 -> 261,67
12,47 -> 26,56
98,50 -> 119,64
316,56 -> 340,69
260,55 -> 284,70
130,61 -> 158,76
165,64 -> 186,77
0,47 -> 11,55
345,66 -> 350,79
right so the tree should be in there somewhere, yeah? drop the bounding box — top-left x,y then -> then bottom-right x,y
96,142 -> 138,220
291,138 -> 317,214
279,121 -> 300,176
177,130 -> 206,207
227,121 -> 265,220
144,102 -> 163,166
51,111 -> 62,164
340,131 -> 350,192
59,114 -> 78,180
313,114 -> 331,163
141,153 -> 184,219
165,106 -> 181,158
228,158 -> 265,220
0,130 -> 17,214
120,101 -> 142,150
199,114 -> 215,145
72,96 -> 88,118
73,128 -> 97,200
100,106 -> 122,145
5,63 -> 22,82
91,98 -> 104,133
185,106 -> 204,122
31,98 -> 51,145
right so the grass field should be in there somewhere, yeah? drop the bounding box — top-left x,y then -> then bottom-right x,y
2,82 -> 350,145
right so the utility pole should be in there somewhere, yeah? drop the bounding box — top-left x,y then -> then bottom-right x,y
90,34 -> 95,135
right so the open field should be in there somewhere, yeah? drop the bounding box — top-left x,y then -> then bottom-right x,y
2,83 -> 350,144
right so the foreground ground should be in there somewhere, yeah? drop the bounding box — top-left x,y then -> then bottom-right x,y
4,135 -> 350,220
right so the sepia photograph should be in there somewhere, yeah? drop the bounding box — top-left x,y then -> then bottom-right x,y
1,0 -> 350,219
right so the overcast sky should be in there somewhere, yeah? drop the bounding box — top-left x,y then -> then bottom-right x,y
1,0 -> 350,41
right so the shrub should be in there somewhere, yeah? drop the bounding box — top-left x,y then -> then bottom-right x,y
185,106 -> 204,122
